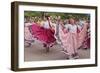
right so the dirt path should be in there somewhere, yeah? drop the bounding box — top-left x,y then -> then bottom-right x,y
24,40 -> 90,61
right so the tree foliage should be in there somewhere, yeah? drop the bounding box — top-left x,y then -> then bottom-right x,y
24,11 -> 90,20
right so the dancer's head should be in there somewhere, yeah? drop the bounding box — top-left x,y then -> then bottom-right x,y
75,18 -> 79,25
45,15 -> 51,21
59,20 -> 64,26
57,16 -> 61,20
69,18 -> 75,25
65,19 -> 69,24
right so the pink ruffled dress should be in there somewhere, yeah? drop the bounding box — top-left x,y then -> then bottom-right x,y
24,23 -> 34,46
59,24 -> 88,56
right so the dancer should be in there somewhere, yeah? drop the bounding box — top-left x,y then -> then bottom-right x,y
24,17 -> 34,47
55,16 -> 62,44
59,18 -> 88,59
30,16 -> 56,52
81,20 -> 90,49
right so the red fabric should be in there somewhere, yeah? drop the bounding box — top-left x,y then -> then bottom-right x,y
30,23 -> 56,44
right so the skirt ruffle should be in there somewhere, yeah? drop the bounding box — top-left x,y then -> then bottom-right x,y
29,23 -> 56,45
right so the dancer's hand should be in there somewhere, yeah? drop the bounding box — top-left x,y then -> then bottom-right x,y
63,28 -> 68,33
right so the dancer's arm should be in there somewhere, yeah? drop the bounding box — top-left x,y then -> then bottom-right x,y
77,25 -> 82,33
64,24 -> 70,33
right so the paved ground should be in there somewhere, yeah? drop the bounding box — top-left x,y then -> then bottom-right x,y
24,40 -> 90,62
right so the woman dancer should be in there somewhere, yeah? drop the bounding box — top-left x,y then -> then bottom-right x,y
81,20 -> 90,49
55,16 -> 62,44
24,17 -> 34,47
29,16 -> 56,52
59,18 -> 88,59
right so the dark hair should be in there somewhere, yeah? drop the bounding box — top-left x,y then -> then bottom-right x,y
45,15 -> 50,20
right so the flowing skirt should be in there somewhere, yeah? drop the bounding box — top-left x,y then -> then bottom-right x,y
59,31 -> 78,55
77,24 -> 88,48
82,35 -> 90,49
59,24 -> 88,55
29,23 -> 56,46
24,23 -> 34,42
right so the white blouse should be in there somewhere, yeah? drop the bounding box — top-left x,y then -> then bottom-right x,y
43,21 -> 51,29
65,24 -> 81,33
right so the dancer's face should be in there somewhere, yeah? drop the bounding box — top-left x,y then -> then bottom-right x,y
66,19 -> 69,24
47,17 -> 51,20
60,20 -> 63,25
58,16 -> 61,20
69,18 -> 75,25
